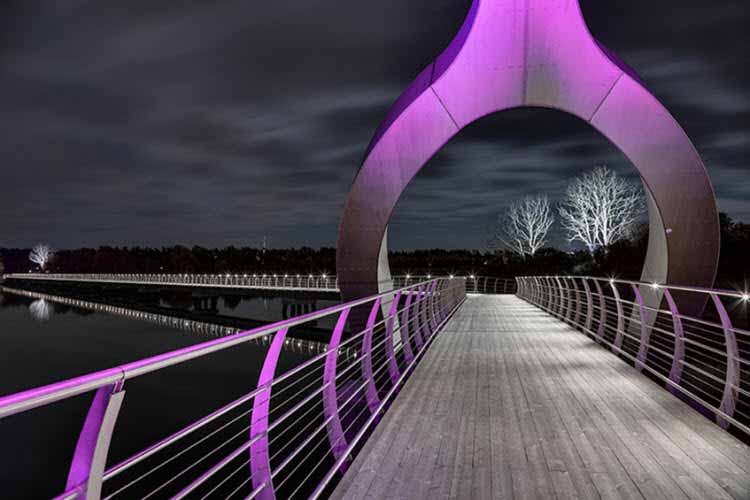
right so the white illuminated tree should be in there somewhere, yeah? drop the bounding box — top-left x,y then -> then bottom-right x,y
558,166 -> 644,253
29,299 -> 51,321
494,194 -> 554,257
29,244 -> 53,270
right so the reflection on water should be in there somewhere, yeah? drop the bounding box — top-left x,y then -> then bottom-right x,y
28,298 -> 51,321
2,286 -> 353,359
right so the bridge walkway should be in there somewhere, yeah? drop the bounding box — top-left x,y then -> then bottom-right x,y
331,295 -> 750,500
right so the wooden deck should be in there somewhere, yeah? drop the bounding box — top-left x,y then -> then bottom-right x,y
331,295 -> 750,500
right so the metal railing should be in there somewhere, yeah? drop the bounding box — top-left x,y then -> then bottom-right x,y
4,273 -> 515,295
0,277 -> 466,499
393,275 -> 516,294
516,276 -> 750,437
3,273 -> 340,291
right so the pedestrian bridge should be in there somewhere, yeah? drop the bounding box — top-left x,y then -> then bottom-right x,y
0,276 -> 748,499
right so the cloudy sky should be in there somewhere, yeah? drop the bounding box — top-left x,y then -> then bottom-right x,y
0,0 -> 747,250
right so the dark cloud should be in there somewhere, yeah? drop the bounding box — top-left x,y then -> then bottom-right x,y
0,0 -> 746,250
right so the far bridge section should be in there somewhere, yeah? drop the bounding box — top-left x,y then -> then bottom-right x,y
2,273 -> 516,295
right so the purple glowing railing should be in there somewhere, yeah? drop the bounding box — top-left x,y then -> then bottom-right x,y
0,277 -> 466,500
516,276 -> 750,437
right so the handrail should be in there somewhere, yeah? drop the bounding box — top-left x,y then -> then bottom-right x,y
0,276 -> 467,499
516,275 -> 750,437
0,279 -> 434,418
3,273 -> 517,294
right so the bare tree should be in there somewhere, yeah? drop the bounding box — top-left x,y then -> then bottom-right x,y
558,166 -> 644,253
493,195 -> 554,256
29,244 -> 53,270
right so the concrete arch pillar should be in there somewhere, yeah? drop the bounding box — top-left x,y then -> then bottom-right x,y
336,0 -> 719,314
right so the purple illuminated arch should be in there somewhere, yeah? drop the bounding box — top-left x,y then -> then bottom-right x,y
337,0 -> 719,309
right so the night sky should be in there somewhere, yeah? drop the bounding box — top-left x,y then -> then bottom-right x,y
1,0 -> 747,250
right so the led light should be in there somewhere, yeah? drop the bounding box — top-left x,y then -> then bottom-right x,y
406,274 -> 411,279
651,283 -> 660,289
322,274 -> 327,278
742,294 -> 750,302
427,274 -> 431,279
609,278 -> 615,284
470,275 -> 475,279
449,274 -> 454,279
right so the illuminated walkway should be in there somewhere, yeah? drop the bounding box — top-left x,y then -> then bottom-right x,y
332,295 -> 750,500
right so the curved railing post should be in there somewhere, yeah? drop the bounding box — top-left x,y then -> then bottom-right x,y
711,293 -> 741,429
663,288 -> 685,397
594,279 -> 607,342
632,283 -> 651,372
544,276 -> 555,313
427,281 -> 439,332
554,277 -> 566,318
534,277 -> 542,304
571,278 -> 582,325
413,286 -> 425,349
399,292 -> 415,364
362,298 -> 382,414
384,293 -> 402,385
250,327 -> 290,500
562,277 -> 574,322
65,381 -> 126,500
417,285 -> 431,343
323,309 -> 351,470
582,278 -> 594,332
609,281 -> 625,352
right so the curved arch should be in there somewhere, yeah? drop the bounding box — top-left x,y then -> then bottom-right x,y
337,0 -> 719,314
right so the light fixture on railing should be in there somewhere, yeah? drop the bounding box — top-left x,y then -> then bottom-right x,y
651,283 -> 661,290
449,274 -> 454,279
609,278 -> 615,284
406,274 -> 410,279
470,275 -> 475,279
742,293 -> 750,302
